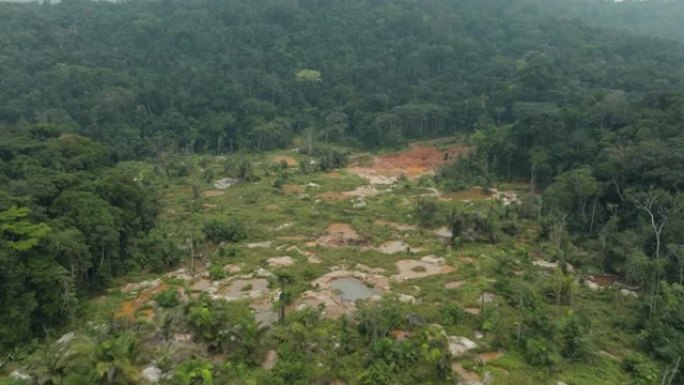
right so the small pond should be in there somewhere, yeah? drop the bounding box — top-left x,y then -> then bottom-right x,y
330,278 -> 379,302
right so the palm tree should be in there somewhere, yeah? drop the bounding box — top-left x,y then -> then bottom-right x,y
92,333 -> 140,385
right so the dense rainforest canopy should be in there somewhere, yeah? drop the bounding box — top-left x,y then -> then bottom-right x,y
1,0 -> 684,384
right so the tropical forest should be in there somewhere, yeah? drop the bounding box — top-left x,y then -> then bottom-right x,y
1,0 -> 684,384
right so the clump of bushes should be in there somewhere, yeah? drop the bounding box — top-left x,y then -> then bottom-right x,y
202,218 -> 247,243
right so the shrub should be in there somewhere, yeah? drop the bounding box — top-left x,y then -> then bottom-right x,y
203,218 -> 247,243
209,265 -> 226,281
155,288 -> 180,308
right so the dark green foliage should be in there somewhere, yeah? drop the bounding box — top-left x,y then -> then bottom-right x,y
154,288 -> 180,308
0,128 -> 164,350
415,198 -> 439,228
202,218 -> 247,243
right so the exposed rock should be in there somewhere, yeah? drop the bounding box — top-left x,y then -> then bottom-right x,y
142,366 -> 162,383
434,227 -> 453,239
121,278 -> 162,293
56,331 -> 75,345
354,263 -> 386,274
585,280 -> 600,291
620,289 -> 639,298
10,370 -> 31,382
262,350 -> 279,370
448,336 -> 478,357
378,240 -> 419,254
398,294 -> 416,303
247,241 -> 272,249
255,267 -> 274,278
420,255 -> 446,265
533,260 -> 576,273
343,185 -> 382,198
173,333 -> 193,343
267,256 -> 296,267
275,223 -> 293,231
214,178 -> 239,189
478,292 -> 496,304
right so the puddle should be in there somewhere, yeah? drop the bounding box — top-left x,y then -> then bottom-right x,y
217,278 -> 269,300
394,259 -> 454,280
298,270 -> 389,318
330,278 -> 380,302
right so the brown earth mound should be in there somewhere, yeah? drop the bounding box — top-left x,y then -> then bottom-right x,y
348,143 -> 469,182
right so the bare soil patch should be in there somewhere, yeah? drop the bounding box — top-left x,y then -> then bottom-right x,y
316,191 -> 349,201
202,190 -> 225,198
217,278 -> 269,300
116,282 -> 169,320
348,143 -> 469,183
434,227 -> 453,239
377,240 -> 423,255
297,270 -> 389,318
394,259 -> 454,280
374,220 -> 416,231
452,363 -> 480,382
445,281 -> 466,289
343,185 -> 382,198
316,223 -> 361,247
267,256 -> 296,267
281,184 -> 304,194
441,187 -> 490,201
479,351 -> 504,363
